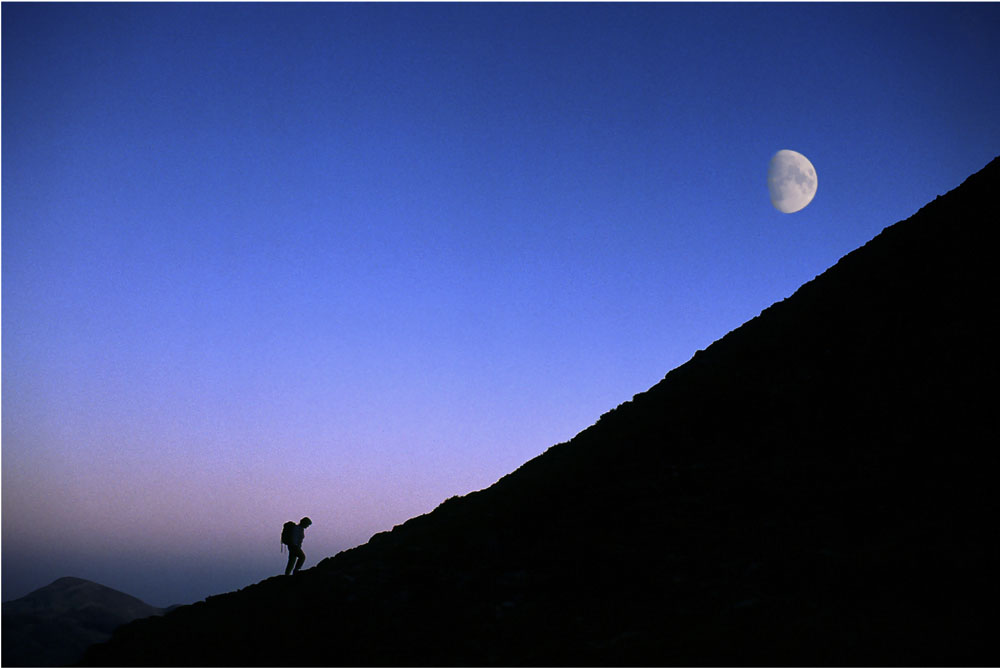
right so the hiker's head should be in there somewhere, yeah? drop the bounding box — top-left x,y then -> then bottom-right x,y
300,517 -> 312,527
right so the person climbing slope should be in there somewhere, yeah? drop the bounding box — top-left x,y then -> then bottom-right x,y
281,516 -> 312,575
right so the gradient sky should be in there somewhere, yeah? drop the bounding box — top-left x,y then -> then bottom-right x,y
3,2 -> 999,607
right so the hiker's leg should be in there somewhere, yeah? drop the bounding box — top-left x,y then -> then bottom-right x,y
293,548 -> 306,573
285,548 -> 299,576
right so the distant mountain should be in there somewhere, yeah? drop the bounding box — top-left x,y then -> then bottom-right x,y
2,577 -> 168,666
83,156 -> 1000,666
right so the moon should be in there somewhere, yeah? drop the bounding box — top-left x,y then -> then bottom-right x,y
767,149 -> 817,213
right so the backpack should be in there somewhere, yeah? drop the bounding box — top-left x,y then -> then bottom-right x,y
280,521 -> 296,552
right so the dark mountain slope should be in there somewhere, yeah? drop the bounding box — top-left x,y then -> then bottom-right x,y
2,577 -> 167,666
83,157 -> 1000,666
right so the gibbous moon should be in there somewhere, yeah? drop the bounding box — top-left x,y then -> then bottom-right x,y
767,149 -> 817,213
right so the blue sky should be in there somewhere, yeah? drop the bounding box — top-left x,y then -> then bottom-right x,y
3,2 -> 999,607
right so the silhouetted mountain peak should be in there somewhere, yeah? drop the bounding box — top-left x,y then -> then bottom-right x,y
4,576 -> 162,620
83,156 -> 1000,666
2,577 -> 166,666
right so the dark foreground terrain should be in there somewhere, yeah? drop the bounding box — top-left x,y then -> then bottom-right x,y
83,157 -> 999,666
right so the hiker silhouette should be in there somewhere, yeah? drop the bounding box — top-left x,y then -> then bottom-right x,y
282,517 -> 312,575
